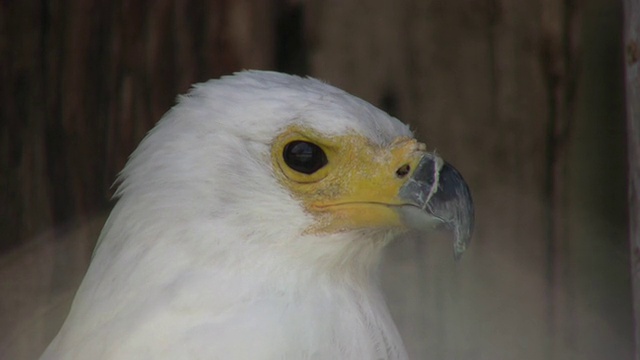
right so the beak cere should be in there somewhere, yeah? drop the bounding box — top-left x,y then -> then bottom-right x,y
398,154 -> 475,260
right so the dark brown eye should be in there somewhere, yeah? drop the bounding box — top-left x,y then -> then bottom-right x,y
283,141 -> 328,174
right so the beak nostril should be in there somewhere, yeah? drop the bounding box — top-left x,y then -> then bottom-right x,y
395,164 -> 411,178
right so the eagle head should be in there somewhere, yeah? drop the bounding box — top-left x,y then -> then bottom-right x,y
42,71 -> 474,360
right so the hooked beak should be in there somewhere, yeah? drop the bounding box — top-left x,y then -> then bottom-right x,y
398,154 -> 475,260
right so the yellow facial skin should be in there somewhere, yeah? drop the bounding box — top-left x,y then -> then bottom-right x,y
271,125 -> 427,234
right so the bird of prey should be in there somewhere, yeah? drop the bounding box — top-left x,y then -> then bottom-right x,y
40,71 -> 473,359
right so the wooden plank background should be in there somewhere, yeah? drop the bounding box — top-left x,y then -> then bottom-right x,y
0,0 -> 632,359
624,0 -> 640,358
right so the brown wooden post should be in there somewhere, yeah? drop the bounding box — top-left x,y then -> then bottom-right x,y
0,0 -> 276,253
624,0 -> 640,358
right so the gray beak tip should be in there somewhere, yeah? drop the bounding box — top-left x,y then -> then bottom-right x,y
435,162 -> 474,260
452,230 -> 471,261
399,154 -> 475,260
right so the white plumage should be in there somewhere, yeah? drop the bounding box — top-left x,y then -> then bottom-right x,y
41,71 -> 473,359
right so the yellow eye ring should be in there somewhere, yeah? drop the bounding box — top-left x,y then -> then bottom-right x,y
272,129 -> 333,184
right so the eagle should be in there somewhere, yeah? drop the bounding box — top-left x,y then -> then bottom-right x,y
40,71 -> 473,359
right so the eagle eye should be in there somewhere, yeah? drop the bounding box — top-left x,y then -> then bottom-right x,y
283,141 -> 328,175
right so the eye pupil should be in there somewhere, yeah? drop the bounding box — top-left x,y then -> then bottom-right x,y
283,141 -> 328,174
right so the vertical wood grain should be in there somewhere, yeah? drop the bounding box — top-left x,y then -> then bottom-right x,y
0,0 -> 275,252
624,0 -> 640,357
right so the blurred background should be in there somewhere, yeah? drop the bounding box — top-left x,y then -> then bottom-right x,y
0,0 -> 634,359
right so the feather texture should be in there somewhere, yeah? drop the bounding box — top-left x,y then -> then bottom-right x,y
41,71 -> 413,359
